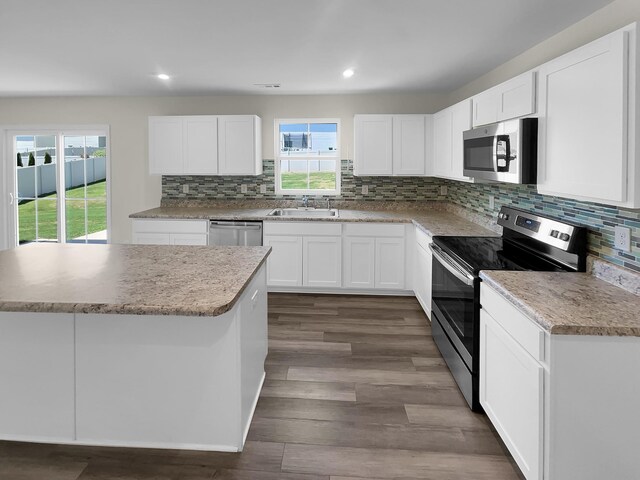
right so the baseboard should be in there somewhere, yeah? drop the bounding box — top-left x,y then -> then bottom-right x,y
268,286 -> 415,296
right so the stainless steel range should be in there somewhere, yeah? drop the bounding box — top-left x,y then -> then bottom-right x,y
429,206 -> 587,411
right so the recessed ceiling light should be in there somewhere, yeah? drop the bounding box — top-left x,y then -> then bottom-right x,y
342,68 -> 355,78
157,74 -> 170,80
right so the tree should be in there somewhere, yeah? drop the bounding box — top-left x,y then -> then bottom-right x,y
44,152 -> 52,164
17,152 -> 23,167
28,152 -> 35,166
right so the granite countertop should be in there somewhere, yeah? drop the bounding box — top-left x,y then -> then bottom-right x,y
480,270 -> 640,336
130,205 -> 497,237
0,243 -> 270,317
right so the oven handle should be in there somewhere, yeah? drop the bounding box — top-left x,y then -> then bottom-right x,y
429,243 -> 475,286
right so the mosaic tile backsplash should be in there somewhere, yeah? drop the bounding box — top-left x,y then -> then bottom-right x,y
162,160 -> 640,272
444,180 -> 640,273
163,160 -> 446,202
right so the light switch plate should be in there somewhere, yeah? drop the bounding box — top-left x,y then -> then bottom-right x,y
182,184 -> 189,194
259,185 -> 267,194
440,185 -> 448,196
614,226 -> 631,252
240,184 -> 248,194
361,185 -> 368,195
489,195 -> 495,210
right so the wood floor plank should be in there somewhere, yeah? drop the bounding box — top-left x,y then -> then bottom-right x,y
405,404 -> 490,429
268,328 -> 325,341
264,365 -> 289,380
0,456 -> 88,480
268,339 -> 352,354
281,444 -> 523,479
212,469 -> 328,480
355,383 -> 468,407
261,379 -> 357,402
287,366 -> 455,387
75,459 -> 216,479
299,323 -> 431,335
254,397 -> 409,425
265,352 -> 418,372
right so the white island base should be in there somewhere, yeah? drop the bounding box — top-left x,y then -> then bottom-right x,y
0,267 -> 267,452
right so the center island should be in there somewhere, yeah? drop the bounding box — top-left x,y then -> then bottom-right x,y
0,243 -> 270,452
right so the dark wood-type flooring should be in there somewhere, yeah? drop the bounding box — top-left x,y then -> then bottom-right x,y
0,293 -> 525,479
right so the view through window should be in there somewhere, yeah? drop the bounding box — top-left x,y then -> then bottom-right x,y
276,119 -> 340,195
15,133 -> 108,245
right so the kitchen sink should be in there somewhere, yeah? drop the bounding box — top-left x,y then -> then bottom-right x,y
268,208 -> 339,218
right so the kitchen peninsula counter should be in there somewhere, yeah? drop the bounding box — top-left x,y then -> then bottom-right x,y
0,243 -> 270,453
480,270 -> 640,336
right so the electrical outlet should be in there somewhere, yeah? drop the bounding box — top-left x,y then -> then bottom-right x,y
240,184 -> 248,194
489,195 -> 495,210
361,185 -> 369,195
259,184 -> 267,194
182,184 -> 189,194
440,185 -> 448,196
614,226 -> 631,252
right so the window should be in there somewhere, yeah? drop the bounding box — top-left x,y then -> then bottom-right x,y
275,119 -> 340,195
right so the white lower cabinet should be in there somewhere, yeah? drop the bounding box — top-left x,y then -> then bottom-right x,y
413,227 -> 432,318
343,223 -> 407,291
132,219 -> 208,246
303,236 -> 342,288
481,308 -> 543,480
480,283 -> 640,480
263,236 -> 303,287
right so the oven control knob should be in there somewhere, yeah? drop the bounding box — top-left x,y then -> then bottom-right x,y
559,233 -> 570,241
550,230 -> 559,238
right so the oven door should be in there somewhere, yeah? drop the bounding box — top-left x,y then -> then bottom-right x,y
429,243 -> 477,370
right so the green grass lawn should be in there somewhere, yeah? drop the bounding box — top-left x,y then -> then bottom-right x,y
19,181 -> 107,243
281,172 -> 336,190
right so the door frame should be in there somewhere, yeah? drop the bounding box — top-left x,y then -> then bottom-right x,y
1,124 -> 111,248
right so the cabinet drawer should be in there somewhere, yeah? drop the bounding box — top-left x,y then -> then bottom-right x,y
343,223 -> 406,237
415,226 -> 432,251
263,221 -> 342,236
132,219 -> 208,234
480,284 -> 546,362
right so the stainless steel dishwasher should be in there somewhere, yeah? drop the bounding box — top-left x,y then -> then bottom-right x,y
208,220 -> 263,246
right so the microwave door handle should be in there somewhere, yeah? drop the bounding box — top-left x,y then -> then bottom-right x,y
493,135 -> 499,172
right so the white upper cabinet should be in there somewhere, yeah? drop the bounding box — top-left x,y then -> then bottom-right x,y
433,99 -> 475,182
149,117 -> 184,175
472,71 -> 536,127
149,115 -> 261,176
354,114 -> 431,176
184,116 -> 218,175
537,24 -> 639,207
354,115 -> 393,175
218,115 -> 262,176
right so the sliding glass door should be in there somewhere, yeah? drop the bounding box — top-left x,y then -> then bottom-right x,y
10,129 -> 109,246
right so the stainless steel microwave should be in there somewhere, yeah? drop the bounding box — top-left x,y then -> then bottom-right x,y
462,118 -> 537,184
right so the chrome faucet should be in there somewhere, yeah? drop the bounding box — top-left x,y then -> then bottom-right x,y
301,195 -> 309,208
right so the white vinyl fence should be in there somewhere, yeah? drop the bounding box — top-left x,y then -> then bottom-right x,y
17,157 -> 106,198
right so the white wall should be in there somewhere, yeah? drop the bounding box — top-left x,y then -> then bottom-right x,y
448,0 -> 640,103
0,93 -> 443,244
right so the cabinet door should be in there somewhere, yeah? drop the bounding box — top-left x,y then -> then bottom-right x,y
375,237 -> 405,289
499,71 -> 535,121
433,108 -> 452,177
414,240 -> 432,318
263,236 -> 302,287
537,30 -> 628,204
451,99 -> 473,180
149,116 -> 184,175
480,310 -> 543,480
218,116 -> 260,175
303,236 -> 342,288
184,116 -> 218,175
392,115 -> 426,176
343,236 -> 375,289
170,233 -> 208,246
472,91 -> 499,127
132,233 -> 171,245
354,115 -> 393,176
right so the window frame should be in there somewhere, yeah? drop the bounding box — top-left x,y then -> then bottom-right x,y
274,118 -> 341,196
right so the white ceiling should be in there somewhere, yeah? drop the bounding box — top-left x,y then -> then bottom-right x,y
0,0 -> 614,97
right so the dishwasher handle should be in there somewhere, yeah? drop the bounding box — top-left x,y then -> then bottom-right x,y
209,222 -> 262,230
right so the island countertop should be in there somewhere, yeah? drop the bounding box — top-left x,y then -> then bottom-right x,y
0,243 -> 271,317
480,270 -> 640,336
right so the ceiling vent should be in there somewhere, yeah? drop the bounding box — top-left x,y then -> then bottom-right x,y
253,83 -> 281,88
